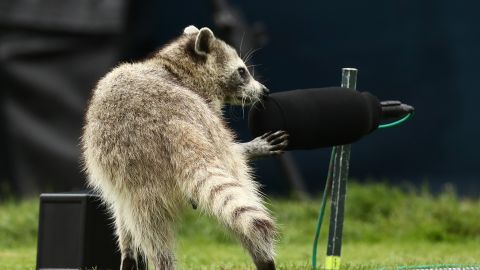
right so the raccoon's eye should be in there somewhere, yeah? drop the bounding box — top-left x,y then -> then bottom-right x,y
237,67 -> 247,79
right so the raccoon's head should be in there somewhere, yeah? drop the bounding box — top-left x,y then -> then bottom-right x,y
156,25 -> 268,111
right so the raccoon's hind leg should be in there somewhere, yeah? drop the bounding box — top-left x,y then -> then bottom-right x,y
171,121 -> 277,269
117,225 -> 137,270
114,210 -> 147,270
181,167 -> 277,270
125,202 -> 176,270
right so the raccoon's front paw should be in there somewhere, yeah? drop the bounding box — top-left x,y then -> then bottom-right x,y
253,130 -> 289,157
261,130 -> 289,155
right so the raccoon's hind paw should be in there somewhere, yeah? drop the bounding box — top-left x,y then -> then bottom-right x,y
121,256 -> 147,270
255,260 -> 276,270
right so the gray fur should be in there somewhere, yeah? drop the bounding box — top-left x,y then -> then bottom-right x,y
82,25 -> 286,270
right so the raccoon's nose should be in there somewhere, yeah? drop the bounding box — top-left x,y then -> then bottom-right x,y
262,85 -> 270,96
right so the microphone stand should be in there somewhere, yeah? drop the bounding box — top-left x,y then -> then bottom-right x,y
325,68 -> 358,270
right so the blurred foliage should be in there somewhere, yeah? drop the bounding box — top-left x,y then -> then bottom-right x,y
179,181 -> 480,246
0,198 -> 38,249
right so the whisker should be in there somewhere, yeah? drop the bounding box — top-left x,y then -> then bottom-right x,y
239,32 -> 245,58
259,100 -> 266,109
256,95 -> 266,110
242,48 -> 253,62
251,96 -> 264,111
241,95 -> 247,119
229,103 -> 242,121
244,47 -> 262,64
227,104 -> 235,121
243,48 -> 254,63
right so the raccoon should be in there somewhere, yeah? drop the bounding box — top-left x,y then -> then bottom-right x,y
82,25 -> 288,270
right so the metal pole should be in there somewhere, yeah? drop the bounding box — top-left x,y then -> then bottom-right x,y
325,68 -> 358,270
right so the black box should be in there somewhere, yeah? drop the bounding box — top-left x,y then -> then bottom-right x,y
36,192 -> 121,270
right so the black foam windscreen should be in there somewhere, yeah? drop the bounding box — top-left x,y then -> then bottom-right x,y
248,87 -> 381,150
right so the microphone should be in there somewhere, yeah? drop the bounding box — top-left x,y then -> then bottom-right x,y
248,87 -> 382,150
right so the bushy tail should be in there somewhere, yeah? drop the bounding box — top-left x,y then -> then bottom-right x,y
180,166 -> 276,262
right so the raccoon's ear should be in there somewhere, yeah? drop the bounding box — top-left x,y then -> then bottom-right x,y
195,27 -> 215,56
184,25 -> 199,35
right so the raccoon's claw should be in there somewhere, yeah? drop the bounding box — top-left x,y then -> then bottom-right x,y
263,130 -> 289,153
268,133 -> 288,144
260,131 -> 274,139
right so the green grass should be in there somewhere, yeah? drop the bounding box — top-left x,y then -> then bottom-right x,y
1,182 -> 480,269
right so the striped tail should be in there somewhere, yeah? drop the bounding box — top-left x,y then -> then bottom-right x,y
180,166 -> 276,266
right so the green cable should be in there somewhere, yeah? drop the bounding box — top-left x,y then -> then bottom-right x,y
312,148 -> 336,270
378,113 -> 413,129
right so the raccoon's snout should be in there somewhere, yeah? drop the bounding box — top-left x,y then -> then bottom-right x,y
260,84 -> 269,100
262,85 -> 270,96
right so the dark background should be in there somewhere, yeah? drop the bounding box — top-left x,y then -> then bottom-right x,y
1,0 -> 479,196
129,0 -> 479,195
